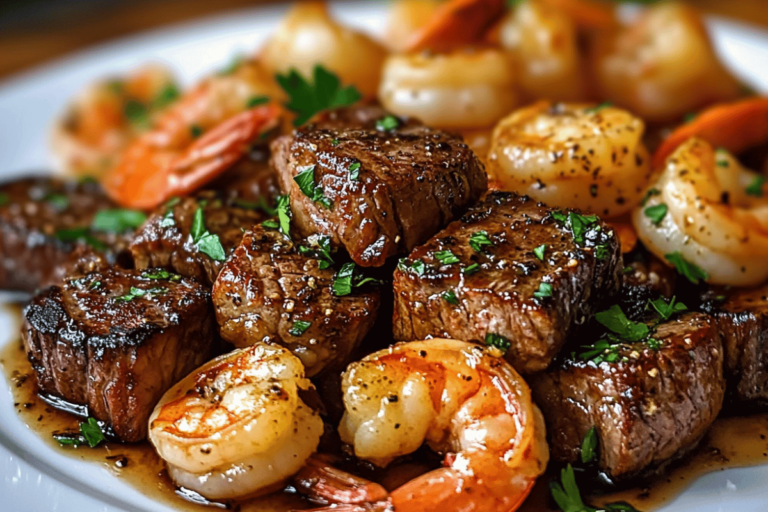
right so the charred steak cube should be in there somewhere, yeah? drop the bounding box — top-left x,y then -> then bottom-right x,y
212,225 -> 380,376
130,191 -> 264,286
531,312 -> 724,480
392,192 -> 622,374
0,177 -> 132,292
22,267 -> 215,442
702,285 -> 768,405
270,107 -> 487,267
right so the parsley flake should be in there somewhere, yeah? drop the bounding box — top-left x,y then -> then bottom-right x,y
114,286 -> 168,302
247,95 -> 270,108
288,320 -> 312,336
152,83 -> 180,110
55,227 -> 107,251
376,115 -> 400,131
332,262 -> 379,296
299,234 -> 334,269
640,188 -> 660,207
45,193 -> 69,211
442,289 -> 459,305
585,102 -> 613,114
434,249 -> 460,265
550,464 -> 642,512
665,251 -> 709,284
276,195 -> 292,239
159,197 -> 180,228
533,244 -> 547,261
581,427 -> 598,464
277,65 -> 362,126
190,207 -> 227,261
142,269 -> 181,281
533,282 -> 553,299
92,209 -> 147,233
644,203 -> 667,226
469,231 -> 493,253
596,305 -> 649,342
348,161 -> 361,180
294,165 -> 332,209
746,175 -> 766,197
463,263 -> 481,275
54,417 -> 106,448
485,333 -> 511,353
398,259 -> 426,276
648,296 -> 687,321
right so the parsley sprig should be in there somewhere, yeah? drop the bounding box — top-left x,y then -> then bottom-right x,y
294,165 -> 333,209
332,262 -> 380,296
550,464 -> 641,512
190,207 -> 227,261
54,417 -> 106,448
277,65 -> 362,126
665,251 -> 708,284
288,320 -> 311,336
397,258 -> 426,276
485,333 -> 511,354
298,234 -> 334,269
469,231 -> 493,253
551,210 -> 612,260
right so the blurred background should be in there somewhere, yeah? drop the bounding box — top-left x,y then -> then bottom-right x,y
1,0 -> 768,79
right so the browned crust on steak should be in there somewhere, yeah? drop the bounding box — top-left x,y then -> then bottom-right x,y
22,268 -> 215,441
531,312 -> 724,480
212,226 -> 380,376
392,192 -> 622,373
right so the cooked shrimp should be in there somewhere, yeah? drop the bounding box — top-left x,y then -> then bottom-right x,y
633,138 -> 768,286
591,2 -> 740,123
379,48 -> 517,129
52,63 -> 178,178
148,343 -> 324,501
487,101 -> 654,217
260,1 -> 387,98
299,339 -> 549,512
102,60 -> 281,209
498,0 -> 588,102
385,0 -> 441,52
405,0 -> 505,53
538,0 -> 616,30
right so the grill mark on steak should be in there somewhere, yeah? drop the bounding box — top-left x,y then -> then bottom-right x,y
0,177 -> 131,292
531,312 -> 724,481
270,106 -> 487,267
130,191 -> 264,286
212,225 -> 380,377
392,192 -> 622,374
22,268 -> 216,441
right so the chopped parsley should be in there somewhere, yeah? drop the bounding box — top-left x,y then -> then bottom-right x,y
640,188 -> 661,207
584,102 -> 613,114
294,165 -> 332,209
376,115 -> 400,131
746,175 -> 766,197
288,320 -> 312,336
247,95 -> 270,108
648,296 -> 687,321
485,333 -> 511,353
579,339 -> 622,364
54,417 -> 106,448
298,235 -> 334,269
234,196 -> 277,216
398,259 -> 426,276
463,263 -> 481,275
276,195 -> 292,239
551,210 -> 610,259
277,65 -> 362,126
434,249 -> 460,265
665,251 -> 709,284
91,208 -> 147,233
332,262 -> 379,296
595,305 -> 649,343
644,203 -> 667,226
348,161 -> 361,181
190,125 -> 203,138
114,286 -> 168,302
190,207 -> 227,261
55,227 -> 107,251
533,244 -> 547,261
442,289 -> 459,305
550,464 -> 642,512
159,197 -> 180,228
124,99 -> 151,129
469,231 -> 493,253
262,219 -> 279,229
581,427 -> 598,464
88,280 -> 101,290
533,282 -> 553,299
142,269 -> 181,281
45,193 -> 69,211
152,83 -> 180,110
623,266 -> 634,274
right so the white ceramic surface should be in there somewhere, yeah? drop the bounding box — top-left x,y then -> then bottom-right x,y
1,2 -> 768,511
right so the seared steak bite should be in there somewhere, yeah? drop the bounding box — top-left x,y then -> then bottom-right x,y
531,312 -> 724,480
130,191 -> 264,286
22,267 -> 215,442
212,225 -> 380,376
0,177 -> 131,292
270,107 -> 487,267
702,285 -> 768,405
392,192 -> 622,374
211,148 -> 280,206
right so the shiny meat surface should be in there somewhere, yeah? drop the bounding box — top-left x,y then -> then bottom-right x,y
212,225 -> 380,376
702,285 -> 768,405
130,191 -> 264,286
270,107 -> 487,267
210,148 -> 281,206
531,312 -> 724,480
22,267 -> 215,442
0,177 -> 131,292
392,192 -> 622,374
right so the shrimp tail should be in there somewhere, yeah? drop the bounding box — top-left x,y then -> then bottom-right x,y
405,0 -> 506,53
293,455 -> 392,509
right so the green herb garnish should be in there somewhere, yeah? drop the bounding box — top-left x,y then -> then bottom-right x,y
288,320 -> 312,336
398,259 -> 426,276
534,244 -> 547,261
294,165 -> 332,209
746,175 -> 766,197
640,188 -> 661,207
298,235 -> 334,269
484,333 -> 511,353
332,262 -> 379,296
585,102 -> 613,114
55,227 -> 107,251
114,286 -> 168,302
92,209 -> 147,233
124,99 -> 150,128
648,296 -> 687,321
152,83 -> 180,110
442,289 -> 458,305
581,427 -> 598,464
550,464 -> 642,512
595,305 -> 649,342
665,251 -> 709,284
376,115 -> 400,131
463,263 -> 481,275
190,207 -> 227,261
533,282 -> 553,299
434,250 -> 460,265
469,231 -> 493,253
45,193 -> 69,211
644,203 -> 667,226
348,161 -> 361,180
190,125 -> 203,138
277,65 -> 362,126
247,95 -> 270,108
142,269 -> 181,281
54,417 -> 106,448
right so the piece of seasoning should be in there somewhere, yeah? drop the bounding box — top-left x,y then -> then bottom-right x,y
348,161 -> 361,180
533,244 -> 547,261
484,333 -> 511,353
434,250 -> 460,265
469,231 -> 493,253
463,263 -> 481,276
533,282 -> 553,299
746,175 -> 766,197
247,95 -> 270,108
288,320 -> 312,336
114,286 -> 168,302
442,289 -> 459,305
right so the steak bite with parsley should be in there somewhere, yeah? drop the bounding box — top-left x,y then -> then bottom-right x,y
702,285 -> 768,405
392,192 -> 622,374
22,267 -> 215,442
270,106 -> 487,267
0,177 -> 136,292
531,304 -> 724,481
212,224 -> 380,376
130,191 -> 265,286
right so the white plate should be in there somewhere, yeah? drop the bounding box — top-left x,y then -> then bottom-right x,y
2,2 -> 768,511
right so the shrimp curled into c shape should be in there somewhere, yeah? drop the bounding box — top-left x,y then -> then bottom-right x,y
487,101 -> 654,218
148,343 -> 324,501
301,339 -> 549,512
633,138 -> 768,286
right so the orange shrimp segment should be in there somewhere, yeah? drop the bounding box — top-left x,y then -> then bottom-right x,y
539,0 -> 617,30
405,0 -> 506,53
103,104 -> 279,209
652,97 -> 768,169
607,218 -> 638,254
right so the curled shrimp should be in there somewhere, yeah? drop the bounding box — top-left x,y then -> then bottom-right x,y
260,2 -> 387,98
487,101 -> 654,218
498,0 -> 588,102
591,2 -> 740,123
379,49 -> 517,129
102,60 -> 281,209
385,0 -> 441,52
148,343 -> 324,501
633,137 -> 768,286
52,63 -> 179,178
300,339 -> 549,512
